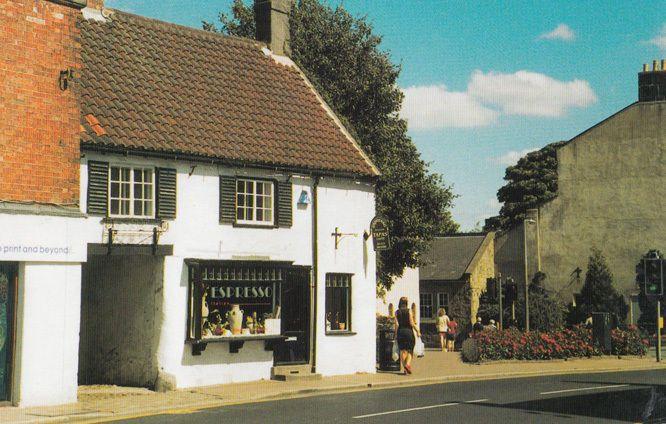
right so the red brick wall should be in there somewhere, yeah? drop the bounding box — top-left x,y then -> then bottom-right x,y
0,1 -> 83,205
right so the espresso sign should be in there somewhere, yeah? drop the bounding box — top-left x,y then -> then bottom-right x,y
370,216 -> 390,251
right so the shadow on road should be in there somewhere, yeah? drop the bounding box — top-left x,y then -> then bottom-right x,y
473,385 -> 666,422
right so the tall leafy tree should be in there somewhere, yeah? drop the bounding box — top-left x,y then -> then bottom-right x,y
485,141 -> 565,231
205,0 -> 458,289
567,249 -> 629,325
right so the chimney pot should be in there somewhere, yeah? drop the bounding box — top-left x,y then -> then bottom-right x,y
643,63 -> 649,72
639,59 -> 666,102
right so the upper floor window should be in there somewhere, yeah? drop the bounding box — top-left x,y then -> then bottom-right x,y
236,179 -> 274,225
109,166 -> 154,218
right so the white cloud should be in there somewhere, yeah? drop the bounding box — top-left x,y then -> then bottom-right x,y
539,24 -> 575,41
400,85 -> 498,129
401,71 -> 596,130
491,147 -> 539,166
648,24 -> 666,49
468,70 -> 597,117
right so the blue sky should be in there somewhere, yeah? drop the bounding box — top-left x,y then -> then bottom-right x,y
104,0 -> 666,230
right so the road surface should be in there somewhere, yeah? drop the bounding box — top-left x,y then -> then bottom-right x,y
117,369 -> 666,423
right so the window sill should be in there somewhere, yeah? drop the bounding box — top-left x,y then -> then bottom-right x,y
231,222 -> 278,229
103,217 -> 163,225
325,331 -> 357,336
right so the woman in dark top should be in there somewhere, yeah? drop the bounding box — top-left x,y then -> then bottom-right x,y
394,296 -> 421,375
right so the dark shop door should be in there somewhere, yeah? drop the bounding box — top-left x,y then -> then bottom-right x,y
0,263 -> 17,403
274,267 -> 310,365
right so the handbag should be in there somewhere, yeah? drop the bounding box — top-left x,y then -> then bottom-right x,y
415,336 -> 425,357
391,340 -> 400,362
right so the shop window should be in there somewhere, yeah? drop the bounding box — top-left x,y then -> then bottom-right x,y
109,166 -> 154,217
325,273 -> 352,332
420,293 -> 433,319
236,179 -> 274,225
189,263 -> 284,340
437,292 -> 449,312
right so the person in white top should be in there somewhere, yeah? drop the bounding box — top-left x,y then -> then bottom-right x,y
436,308 -> 450,352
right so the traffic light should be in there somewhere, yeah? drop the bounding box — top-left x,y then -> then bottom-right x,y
505,278 -> 517,303
644,258 -> 664,297
486,278 -> 497,299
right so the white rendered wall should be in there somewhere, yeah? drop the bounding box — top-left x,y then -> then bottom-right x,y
80,153 -> 377,387
314,180 -> 376,377
376,267 -> 420,321
13,262 -> 81,406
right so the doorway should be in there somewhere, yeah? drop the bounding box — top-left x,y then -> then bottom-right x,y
0,263 -> 17,403
274,266 -> 311,365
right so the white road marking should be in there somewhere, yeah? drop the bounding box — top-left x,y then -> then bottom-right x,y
352,399 -> 489,419
540,384 -> 629,395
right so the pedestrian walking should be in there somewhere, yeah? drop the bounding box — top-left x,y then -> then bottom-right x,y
446,318 -> 458,352
436,308 -> 450,351
394,297 -> 420,375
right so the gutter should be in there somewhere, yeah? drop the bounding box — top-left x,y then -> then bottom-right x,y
81,144 -> 379,184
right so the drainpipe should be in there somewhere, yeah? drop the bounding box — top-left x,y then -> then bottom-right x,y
310,176 -> 320,373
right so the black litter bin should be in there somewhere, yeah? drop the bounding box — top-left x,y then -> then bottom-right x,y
592,312 -> 612,353
378,328 -> 401,371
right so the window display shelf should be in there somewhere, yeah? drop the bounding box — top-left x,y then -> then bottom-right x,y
188,334 -> 287,355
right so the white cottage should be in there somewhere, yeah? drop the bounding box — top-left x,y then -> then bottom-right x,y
75,3 -> 380,390
0,0 -> 379,407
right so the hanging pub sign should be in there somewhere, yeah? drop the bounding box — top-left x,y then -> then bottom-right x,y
370,216 -> 390,251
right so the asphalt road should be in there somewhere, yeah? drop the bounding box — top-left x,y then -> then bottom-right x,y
118,369 -> 666,423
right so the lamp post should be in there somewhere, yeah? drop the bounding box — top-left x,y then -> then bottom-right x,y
524,218 -> 536,332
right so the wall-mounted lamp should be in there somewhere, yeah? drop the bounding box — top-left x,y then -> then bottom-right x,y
297,190 -> 311,206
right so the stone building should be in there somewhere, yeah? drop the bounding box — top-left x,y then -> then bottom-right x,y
419,233 -> 495,327
495,61 -> 666,321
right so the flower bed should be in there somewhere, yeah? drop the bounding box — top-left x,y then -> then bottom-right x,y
465,325 -> 648,362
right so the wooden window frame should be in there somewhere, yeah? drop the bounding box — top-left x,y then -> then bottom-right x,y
325,273 -> 353,334
108,165 -> 155,219
419,293 -> 433,319
234,178 -> 275,227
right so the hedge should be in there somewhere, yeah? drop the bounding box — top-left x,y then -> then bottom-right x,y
464,325 -> 648,362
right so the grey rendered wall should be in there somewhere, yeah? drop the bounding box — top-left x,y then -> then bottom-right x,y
79,255 -> 164,388
538,101 -> 666,300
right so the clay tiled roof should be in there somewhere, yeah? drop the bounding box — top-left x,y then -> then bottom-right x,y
420,234 -> 488,281
78,10 -> 378,177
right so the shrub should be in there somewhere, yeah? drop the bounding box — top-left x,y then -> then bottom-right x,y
471,325 -> 648,361
461,338 -> 480,363
610,325 -> 649,356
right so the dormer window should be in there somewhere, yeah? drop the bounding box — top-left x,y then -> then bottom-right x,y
236,179 -> 274,225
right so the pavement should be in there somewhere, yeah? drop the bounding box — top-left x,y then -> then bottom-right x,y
1,350 -> 665,423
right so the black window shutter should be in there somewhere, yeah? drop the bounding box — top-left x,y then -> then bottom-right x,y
219,175 -> 236,224
156,168 -> 177,219
87,161 -> 109,215
277,180 -> 292,228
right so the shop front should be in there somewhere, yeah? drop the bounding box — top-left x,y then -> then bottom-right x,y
0,263 -> 16,405
186,260 -> 312,366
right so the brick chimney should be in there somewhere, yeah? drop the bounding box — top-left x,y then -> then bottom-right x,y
638,59 -> 666,102
254,0 -> 291,56
0,0 -> 87,206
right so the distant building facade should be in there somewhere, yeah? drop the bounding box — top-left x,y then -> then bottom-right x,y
495,61 -> 666,321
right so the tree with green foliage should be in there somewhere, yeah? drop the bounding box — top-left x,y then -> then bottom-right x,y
205,0 -> 458,289
485,141 -> 565,231
568,249 -> 629,325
